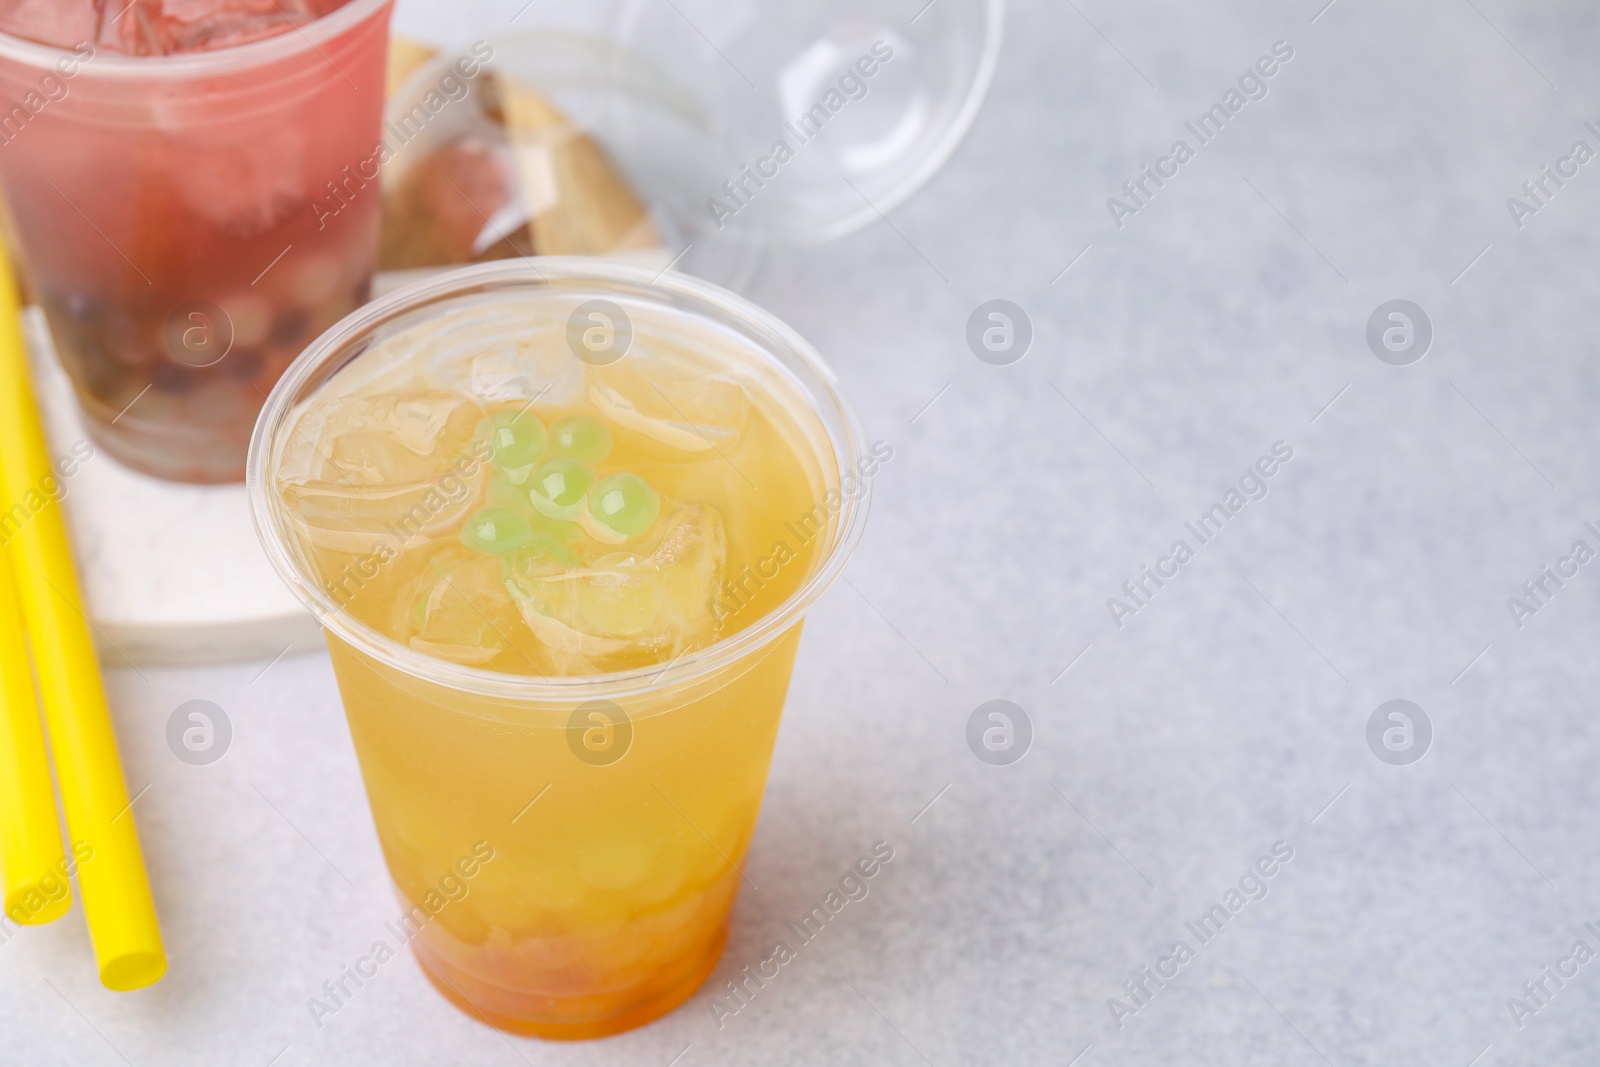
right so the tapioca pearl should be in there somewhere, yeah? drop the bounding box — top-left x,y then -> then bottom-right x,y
269,306 -> 311,348
96,314 -> 152,366
59,291 -> 105,324
460,507 -> 535,556
225,293 -> 273,348
310,286 -> 360,336
149,362 -> 196,395
69,334 -> 120,374
289,253 -> 343,305
583,473 -> 659,544
506,500 -> 582,567
266,348 -> 297,376
478,410 -> 547,472
309,302 -> 346,338
550,415 -> 612,464
224,347 -> 266,381
130,386 -> 183,419
187,380 -> 258,426
84,366 -> 136,406
107,341 -> 158,368
47,302 -> 100,361
529,458 -> 593,522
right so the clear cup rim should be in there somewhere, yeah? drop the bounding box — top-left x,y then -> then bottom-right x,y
246,258 -> 872,703
0,0 -> 392,77
607,0 -> 1006,247
739,0 -> 1007,246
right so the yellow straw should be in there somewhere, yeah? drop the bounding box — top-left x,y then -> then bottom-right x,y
0,244 -> 165,990
0,543 -> 68,926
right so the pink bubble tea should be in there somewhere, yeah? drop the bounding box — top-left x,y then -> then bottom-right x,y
0,0 -> 393,482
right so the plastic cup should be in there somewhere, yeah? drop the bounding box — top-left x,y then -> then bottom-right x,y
374,1 -> 1002,289
248,259 -> 869,1037
0,0 -> 394,483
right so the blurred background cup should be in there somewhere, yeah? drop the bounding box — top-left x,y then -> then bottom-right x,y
0,0 -> 394,483
377,0 -> 1003,292
248,260 -> 869,1037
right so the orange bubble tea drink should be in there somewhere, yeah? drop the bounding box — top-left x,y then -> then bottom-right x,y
249,260 -> 872,1037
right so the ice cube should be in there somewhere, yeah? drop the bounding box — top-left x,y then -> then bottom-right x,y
222,292 -> 273,348
422,305 -> 585,408
311,301 -> 585,410
505,503 -> 726,664
0,0 -> 345,54
165,128 -> 306,238
326,433 -> 436,485
284,390 -> 481,477
279,474 -> 482,554
588,346 -> 749,454
129,0 -> 337,54
394,547 -> 531,669
0,0 -> 94,48
275,390 -> 485,551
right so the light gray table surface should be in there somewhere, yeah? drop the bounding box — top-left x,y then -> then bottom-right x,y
7,0 -> 1600,1064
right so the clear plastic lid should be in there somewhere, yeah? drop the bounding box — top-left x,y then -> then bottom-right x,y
378,0 -> 1001,287
607,0 -> 1004,246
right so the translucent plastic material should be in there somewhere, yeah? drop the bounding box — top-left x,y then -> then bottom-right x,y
249,259 -> 870,1037
0,0 -> 393,482
608,0 -> 1005,245
376,0 -> 1001,290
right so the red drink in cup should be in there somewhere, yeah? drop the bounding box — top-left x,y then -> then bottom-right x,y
0,0 -> 393,482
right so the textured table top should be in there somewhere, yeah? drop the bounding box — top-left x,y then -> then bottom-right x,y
7,0 -> 1600,1064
